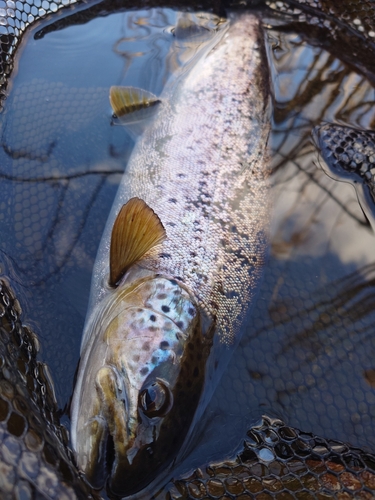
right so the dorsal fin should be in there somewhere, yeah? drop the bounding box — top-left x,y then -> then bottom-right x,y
174,15 -> 211,45
109,86 -> 160,120
109,198 -> 166,286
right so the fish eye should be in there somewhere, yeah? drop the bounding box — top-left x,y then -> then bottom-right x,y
139,379 -> 172,418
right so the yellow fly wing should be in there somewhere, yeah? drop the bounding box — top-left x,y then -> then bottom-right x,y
109,198 -> 166,286
109,86 -> 160,119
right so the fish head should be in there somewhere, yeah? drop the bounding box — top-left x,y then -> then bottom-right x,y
71,277 -> 208,496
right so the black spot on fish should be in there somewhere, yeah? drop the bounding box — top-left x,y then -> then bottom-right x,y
169,279 -> 178,286
142,342 -> 150,351
151,356 -> 158,364
161,305 -> 170,313
226,291 -> 239,300
160,253 -> 171,259
210,300 -> 219,310
150,315 -> 156,322
188,308 -> 195,316
140,367 -> 149,376
168,198 -> 177,204
160,341 -> 169,350
176,321 -> 184,329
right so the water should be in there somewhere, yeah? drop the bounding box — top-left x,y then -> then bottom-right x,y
0,1 -> 375,496
206,26 -> 375,452
0,6 -> 191,413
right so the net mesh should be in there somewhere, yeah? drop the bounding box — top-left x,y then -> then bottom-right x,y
314,124 -> 375,203
165,416 -> 375,499
0,278 -> 91,498
0,0 -> 79,108
266,0 -> 375,85
1,0 -> 375,108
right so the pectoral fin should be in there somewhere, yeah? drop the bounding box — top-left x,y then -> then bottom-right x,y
110,86 -> 160,122
110,198 -> 166,286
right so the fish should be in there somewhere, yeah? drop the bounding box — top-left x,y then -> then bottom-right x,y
70,11 -> 271,497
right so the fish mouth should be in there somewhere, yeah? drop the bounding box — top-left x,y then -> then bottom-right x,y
83,365 -> 156,496
74,364 -> 132,491
87,366 -> 174,496
78,419 -> 122,492
104,430 -> 116,484
76,415 -> 111,490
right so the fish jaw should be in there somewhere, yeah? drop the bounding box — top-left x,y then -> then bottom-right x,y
71,276 -> 209,496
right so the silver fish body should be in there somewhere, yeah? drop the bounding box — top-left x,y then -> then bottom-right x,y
71,11 -> 271,497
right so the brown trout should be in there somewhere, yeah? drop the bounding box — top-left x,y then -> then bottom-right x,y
70,11 -> 271,497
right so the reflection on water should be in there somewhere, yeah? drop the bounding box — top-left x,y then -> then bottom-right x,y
204,26 -> 375,461
0,1 -> 375,495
